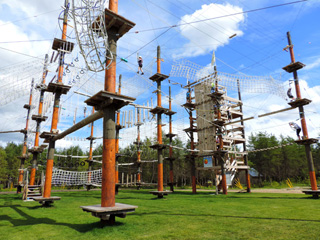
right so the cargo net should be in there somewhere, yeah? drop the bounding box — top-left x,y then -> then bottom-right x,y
0,59 -> 44,106
51,168 -> 102,186
72,0 -> 111,72
170,59 -> 286,99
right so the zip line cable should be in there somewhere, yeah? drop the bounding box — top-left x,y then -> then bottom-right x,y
130,0 -> 307,34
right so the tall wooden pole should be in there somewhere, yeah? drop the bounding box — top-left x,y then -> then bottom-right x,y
115,75 -> 122,184
237,79 -> 251,193
43,0 -> 69,198
188,87 -> 196,194
136,107 -> 142,183
215,80 -> 227,194
286,32 -> 317,190
168,86 -> 174,192
87,107 -> 95,186
101,0 -> 118,207
30,54 -> 49,186
156,46 -> 164,193
18,78 -> 34,189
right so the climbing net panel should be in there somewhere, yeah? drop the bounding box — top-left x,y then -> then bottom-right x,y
170,59 -> 286,99
51,168 -> 102,186
0,59 -> 44,106
72,0 -> 111,72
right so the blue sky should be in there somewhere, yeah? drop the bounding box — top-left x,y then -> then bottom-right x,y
0,0 -> 320,151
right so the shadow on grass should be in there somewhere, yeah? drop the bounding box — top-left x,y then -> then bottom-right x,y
131,209 -> 320,223
0,204 -> 124,232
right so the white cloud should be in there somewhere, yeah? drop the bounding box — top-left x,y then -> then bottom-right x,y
174,3 -> 245,58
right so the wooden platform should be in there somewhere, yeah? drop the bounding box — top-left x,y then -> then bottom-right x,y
31,114 -> 48,122
149,72 -> 169,82
282,61 -> 305,73
182,102 -> 195,109
85,90 -> 135,111
28,145 -> 47,154
295,138 -> 319,145
288,98 -> 312,108
40,131 -> 58,141
165,133 -> 177,138
80,203 -> 137,222
149,144 -> 167,150
183,127 -> 197,132
149,190 -> 172,198
149,106 -> 168,114
32,196 -> 61,206
213,119 -> 225,126
302,190 -> 320,199
207,91 -> 224,98
92,8 -> 135,39
46,82 -> 71,94
165,110 -> 176,116
52,38 -> 74,53
23,104 -> 31,109
86,136 -> 97,141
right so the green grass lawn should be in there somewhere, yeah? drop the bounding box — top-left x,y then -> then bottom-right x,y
0,189 -> 319,240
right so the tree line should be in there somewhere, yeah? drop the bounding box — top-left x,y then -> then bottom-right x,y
0,131 -> 319,189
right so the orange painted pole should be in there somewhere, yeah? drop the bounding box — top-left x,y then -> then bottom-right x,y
43,0 -> 69,198
156,46 -> 163,192
115,75 -> 122,184
137,108 -> 141,183
87,107 -> 95,185
101,0 -> 118,207
168,86 -> 174,192
30,54 -> 49,186
286,32 -> 317,190
18,79 -> 34,188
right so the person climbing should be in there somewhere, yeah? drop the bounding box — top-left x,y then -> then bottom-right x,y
289,122 -> 301,140
186,91 -> 191,103
287,87 -> 295,101
137,56 -> 144,75
226,106 -> 232,122
211,82 -> 215,93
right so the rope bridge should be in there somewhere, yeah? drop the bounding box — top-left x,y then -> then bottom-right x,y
51,168 -> 102,186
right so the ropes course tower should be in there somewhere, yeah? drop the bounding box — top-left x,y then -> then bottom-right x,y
85,106 -> 95,191
165,86 -> 177,192
28,54 -> 50,187
17,79 -> 34,193
149,46 -> 172,198
134,106 -> 143,188
33,0 -> 75,206
80,0 -> 138,224
72,0 -> 112,72
283,32 -> 319,198
182,85 -> 198,194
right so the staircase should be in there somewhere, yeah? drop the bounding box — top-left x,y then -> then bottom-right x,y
23,184 -> 42,200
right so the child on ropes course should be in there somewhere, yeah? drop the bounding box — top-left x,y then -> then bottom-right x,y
289,122 -> 301,140
137,56 -> 144,75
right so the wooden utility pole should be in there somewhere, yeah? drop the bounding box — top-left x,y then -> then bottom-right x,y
17,78 -> 34,192
136,107 -> 142,185
38,0 -> 74,206
81,0 -> 137,224
86,107 -> 95,190
149,46 -> 171,198
182,84 -> 197,193
29,54 -> 49,186
237,79 -> 251,193
283,32 -> 319,198
165,86 -> 176,192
